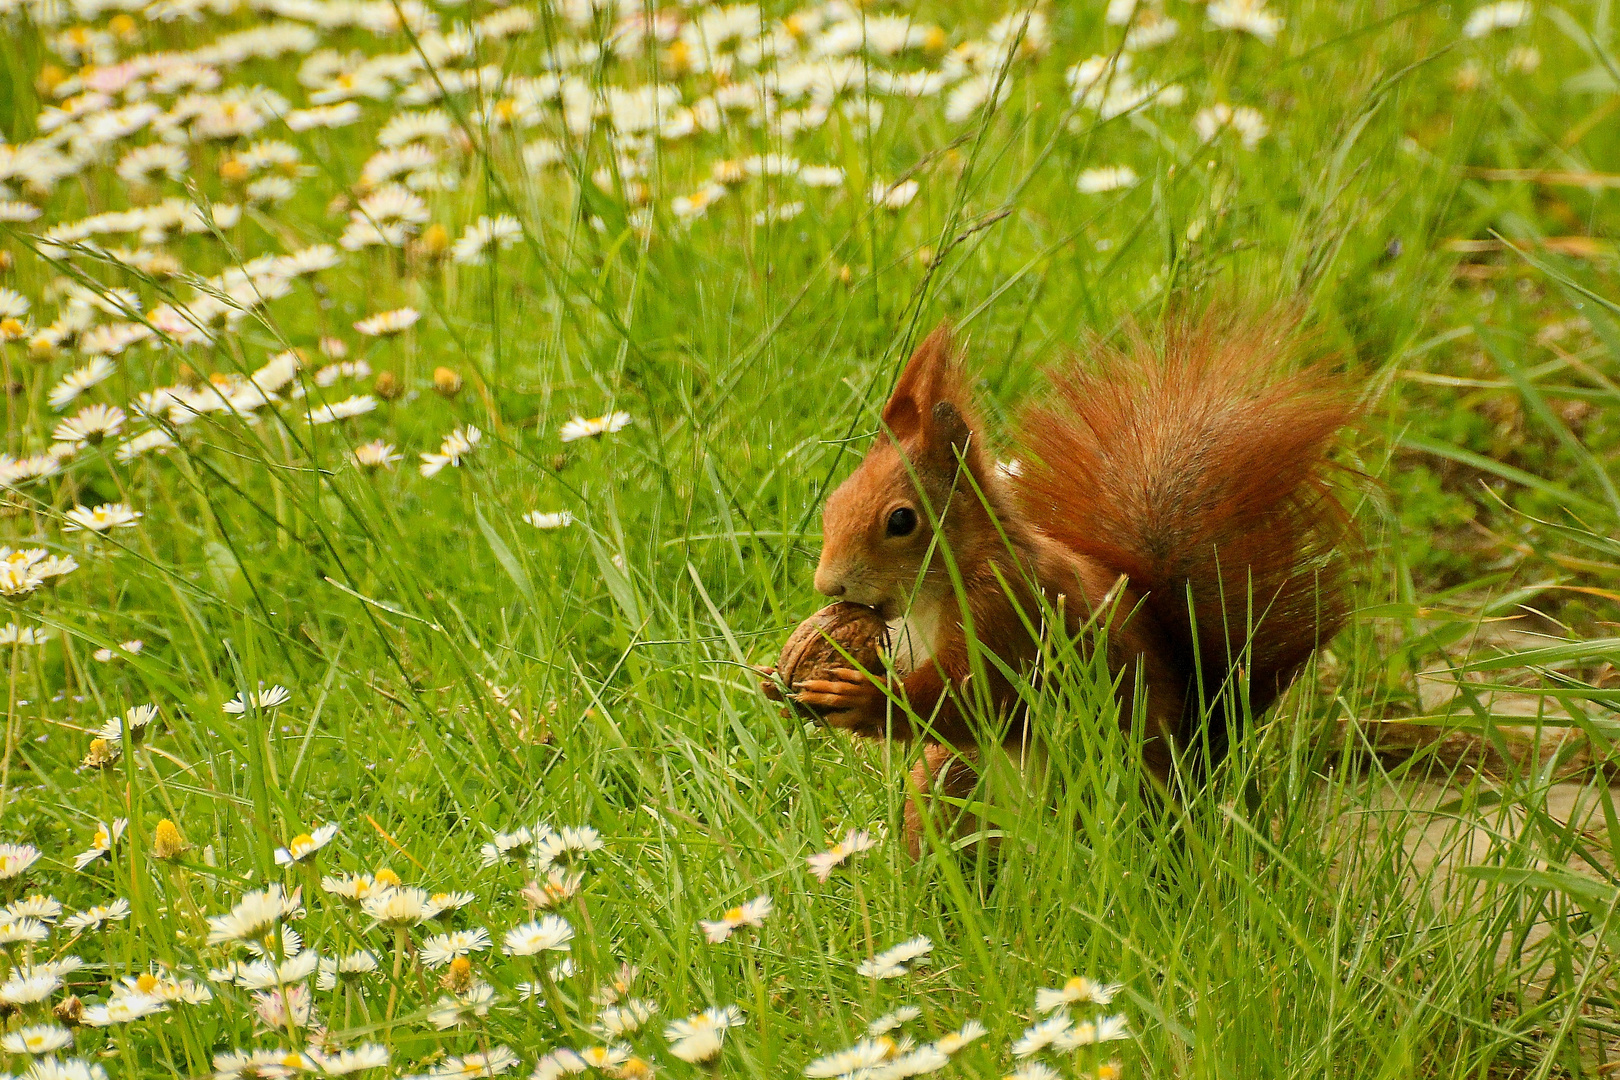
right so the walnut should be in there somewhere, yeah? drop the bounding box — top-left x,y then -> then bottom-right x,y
773,602 -> 888,714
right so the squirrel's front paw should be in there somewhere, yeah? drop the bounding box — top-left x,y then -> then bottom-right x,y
793,667 -> 891,734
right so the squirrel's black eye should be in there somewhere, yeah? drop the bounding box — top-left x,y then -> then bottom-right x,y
886,507 -> 918,537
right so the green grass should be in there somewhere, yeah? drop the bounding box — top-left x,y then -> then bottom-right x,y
1,0 -> 1619,1077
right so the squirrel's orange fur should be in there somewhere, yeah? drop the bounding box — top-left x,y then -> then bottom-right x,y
796,311 -> 1355,851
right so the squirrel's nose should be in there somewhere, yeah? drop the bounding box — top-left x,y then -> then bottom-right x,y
813,564 -> 845,597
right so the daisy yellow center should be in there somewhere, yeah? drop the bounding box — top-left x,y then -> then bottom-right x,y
723,907 -> 744,922
449,956 -> 471,976
374,867 -> 401,887
291,833 -> 314,849
137,973 -> 159,993
281,1054 -> 304,1068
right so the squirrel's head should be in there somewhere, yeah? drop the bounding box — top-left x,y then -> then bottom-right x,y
815,321 -> 1002,616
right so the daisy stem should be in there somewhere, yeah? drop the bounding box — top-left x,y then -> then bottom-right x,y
536,960 -> 573,1036
385,924 -> 408,1034
0,641 -> 20,815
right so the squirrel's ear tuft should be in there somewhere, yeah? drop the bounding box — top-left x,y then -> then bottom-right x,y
882,321 -> 963,444
930,401 -> 972,457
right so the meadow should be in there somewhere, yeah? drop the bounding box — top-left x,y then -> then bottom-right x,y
1,0 -> 1619,1075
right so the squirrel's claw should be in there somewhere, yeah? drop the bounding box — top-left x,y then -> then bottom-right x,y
756,664 -> 785,701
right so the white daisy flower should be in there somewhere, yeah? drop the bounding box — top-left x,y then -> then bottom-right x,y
451,214 -> 523,264
426,981 -> 496,1029
306,394 -> 377,425
593,998 -> 657,1038
558,412 -> 632,443
1011,1011 -> 1073,1057
315,949 -> 379,990
435,1045 -> 520,1078
523,510 -> 574,530
806,1038 -> 897,1078
308,1044 -> 389,1075
663,1005 -> 743,1064
419,425 -> 483,477
698,895 -> 772,943
0,917 -> 49,946
870,178 -> 920,209
353,307 -> 421,337
93,703 -> 160,744
519,869 -> 584,910
1005,1065 -> 1060,1080
1193,103 -> 1269,148
0,624 -> 51,646
48,358 -> 116,411
3,895 -> 62,922
213,1048 -> 315,1080
855,935 -> 933,979
71,819 -> 128,871
503,914 -> 573,955
1052,1013 -> 1130,1049
223,685 -> 291,713
358,884 -> 433,928
421,927 -> 493,969
934,1018 -> 988,1055
867,1005 -> 922,1036
64,503 -> 143,533
53,403 -> 127,447
205,885 -> 302,945
1464,1 -> 1531,37
1,1024 -> 74,1054
806,828 -> 878,882
479,827 -> 533,867
0,970 -> 62,1005
82,993 -> 168,1026
1206,0 -> 1283,42
0,288 -> 31,320
353,440 -> 401,471
273,823 -> 339,865
62,898 -> 131,933
115,428 -> 177,463
0,843 -> 42,880
116,144 -> 188,185
1077,166 -> 1139,194
1036,975 -> 1122,1013
797,165 -> 846,188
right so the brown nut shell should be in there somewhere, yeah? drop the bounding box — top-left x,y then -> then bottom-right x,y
777,602 -> 889,711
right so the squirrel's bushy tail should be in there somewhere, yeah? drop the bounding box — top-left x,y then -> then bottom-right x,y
1014,309 -> 1356,755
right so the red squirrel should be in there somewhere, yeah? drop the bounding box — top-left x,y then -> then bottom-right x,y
789,310 -> 1355,853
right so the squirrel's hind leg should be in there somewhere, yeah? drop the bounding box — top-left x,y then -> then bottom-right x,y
903,742 -> 983,859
